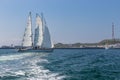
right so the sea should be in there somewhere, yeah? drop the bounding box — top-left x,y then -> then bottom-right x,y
0,49 -> 120,80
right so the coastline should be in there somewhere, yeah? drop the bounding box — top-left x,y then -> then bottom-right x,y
1,47 -> 120,50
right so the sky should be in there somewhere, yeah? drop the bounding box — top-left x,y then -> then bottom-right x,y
0,0 -> 120,46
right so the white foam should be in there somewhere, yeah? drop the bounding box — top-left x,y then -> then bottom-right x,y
0,53 -> 33,61
0,53 -> 66,80
24,57 -> 66,80
14,70 -> 25,76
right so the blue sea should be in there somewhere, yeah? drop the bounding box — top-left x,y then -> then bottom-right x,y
0,49 -> 120,80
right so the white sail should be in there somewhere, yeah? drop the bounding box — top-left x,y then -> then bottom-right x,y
34,14 -> 43,47
22,12 -> 33,47
42,26 -> 53,48
41,15 -> 53,48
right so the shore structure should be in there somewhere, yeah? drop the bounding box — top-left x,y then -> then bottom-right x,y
19,12 -> 54,52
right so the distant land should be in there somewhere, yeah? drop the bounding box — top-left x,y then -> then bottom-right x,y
54,39 -> 120,48
1,39 -> 120,49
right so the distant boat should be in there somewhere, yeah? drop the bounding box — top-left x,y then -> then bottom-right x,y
105,44 -> 113,50
105,45 -> 109,50
18,12 -> 54,52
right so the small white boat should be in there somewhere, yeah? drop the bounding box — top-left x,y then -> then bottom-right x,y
105,46 -> 109,50
105,44 -> 113,50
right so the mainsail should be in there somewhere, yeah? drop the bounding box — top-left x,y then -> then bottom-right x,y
41,14 -> 53,48
34,14 -> 43,47
22,12 -> 33,47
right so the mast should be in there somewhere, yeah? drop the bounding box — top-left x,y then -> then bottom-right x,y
22,12 -> 33,47
112,22 -> 115,40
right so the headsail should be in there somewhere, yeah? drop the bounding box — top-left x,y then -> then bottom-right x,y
41,14 -> 53,48
22,12 -> 33,47
34,14 -> 43,47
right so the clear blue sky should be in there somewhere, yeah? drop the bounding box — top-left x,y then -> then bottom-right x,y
0,0 -> 120,46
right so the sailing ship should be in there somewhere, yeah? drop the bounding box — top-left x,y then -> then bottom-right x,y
19,12 -> 54,52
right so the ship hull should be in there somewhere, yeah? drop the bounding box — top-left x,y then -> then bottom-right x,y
18,48 -> 54,52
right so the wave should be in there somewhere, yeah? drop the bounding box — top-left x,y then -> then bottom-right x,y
24,56 -> 66,80
0,53 -> 33,61
0,52 -> 66,80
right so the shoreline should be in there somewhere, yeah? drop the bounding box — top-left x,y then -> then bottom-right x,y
1,47 -> 120,49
